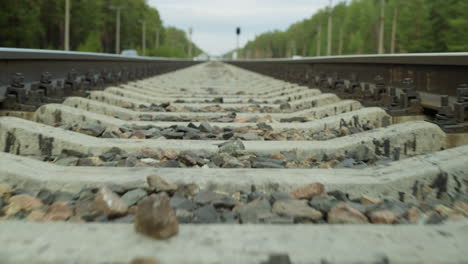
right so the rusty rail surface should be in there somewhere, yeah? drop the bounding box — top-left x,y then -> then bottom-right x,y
228,53 -> 468,132
0,48 -> 198,111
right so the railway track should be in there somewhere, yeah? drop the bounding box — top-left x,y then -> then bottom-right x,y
0,49 -> 468,263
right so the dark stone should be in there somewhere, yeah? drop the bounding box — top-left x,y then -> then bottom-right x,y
257,123 -> 273,131
139,115 -> 153,121
175,209 -> 193,223
188,123 -> 198,129
270,192 -> 292,204
77,158 -> 97,167
176,125 -> 199,134
218,140 -> 245,154
193,205 -> 220,223
0,197 -> 5,211
184,132 -> 201,140
170,194 -> 198,211
238,198 -> 273,224
36,189 -> 56,205
425,213 -> 447,224
194,190 -> 226,205
261,254 -> 292,264
74,188 -> 96,201
79,123 -> 106,137
157,160 -> 181,168
252,161 -> 285,168
327,190 -> 349,201
61,149 -> 86,158
55,157 -> 79,166
220,209 -> 238,223
112,214 -> 134,223
121,189 -> 147,206
11,188 -> 33,196
162,131 -> 185,139
248,192 -> 267,202
99,147 -> 126,162
212,196 -> 237,209
199,122 -> 213,133
280,117 -> 308,123
211,154 -> 225,167
222,132 -> 234,140
279,103 -> 291,110
212,97 -> 224,103
107,184 -> 128,195
280,151 -> 298,161
308,196 -> 339,213
179,151 -> 206,166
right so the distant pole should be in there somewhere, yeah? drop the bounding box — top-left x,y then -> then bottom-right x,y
188,27 -> 193,57
378,0 -> 386,54
141,21 -> 146,56
155,29 -> 160,49
316,24 -> 321,56
64,0 -> 70,51
110,6 -> 125,54
115,8 -> 121,54
236,27 -> 241,60
327,0 -> 333,56
338,26 -> 344,55
390,6 -> 398,53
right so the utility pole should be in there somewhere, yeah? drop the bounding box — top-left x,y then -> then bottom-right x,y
378,0 -> 386,54
188,27 -> 193,58
316,24 -> 321,56
235,27 -> 241,60
390,5 -> 398,53
155,28 -> 160,49
338,26 -> 344,55
64,0 -> 70,51
110,6 -> 125,54
141,20 -> 146,56
327,0 -> 333,56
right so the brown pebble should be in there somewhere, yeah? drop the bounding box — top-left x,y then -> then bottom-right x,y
328,203 -> 369,224
43,202 -> 74,221
94,187 -> 129,217
453,201 -> 468,216
271,152 -> 286,161
405,207 -> 422,223
134,193 -> 179,240
360,195 -> 381,205
290,183 -> 324,200
27,210 -> 46,222
146,174 -> 178,193
131,130 -> 146,140
369,210 -> 397,224
5,194 -> 44,216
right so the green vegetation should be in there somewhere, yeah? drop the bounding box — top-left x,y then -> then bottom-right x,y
0,0 -> 202,58
238,0 -> 468,58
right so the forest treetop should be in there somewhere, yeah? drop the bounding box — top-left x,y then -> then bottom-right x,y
0,0 -> 203,58
234,0 -> 468,59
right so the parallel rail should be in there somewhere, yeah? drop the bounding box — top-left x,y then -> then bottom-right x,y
228,53 -> 468,132
0,48 -> 198,111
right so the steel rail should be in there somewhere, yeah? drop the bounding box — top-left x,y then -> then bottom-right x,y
0,48 -> 198,110
227,53 -> 468,132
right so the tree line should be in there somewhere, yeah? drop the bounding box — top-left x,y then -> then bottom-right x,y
0,0 -> 202,58
237,0 -> 468,58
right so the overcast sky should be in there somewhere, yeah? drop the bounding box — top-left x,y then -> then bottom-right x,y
148,0 -> 330,56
